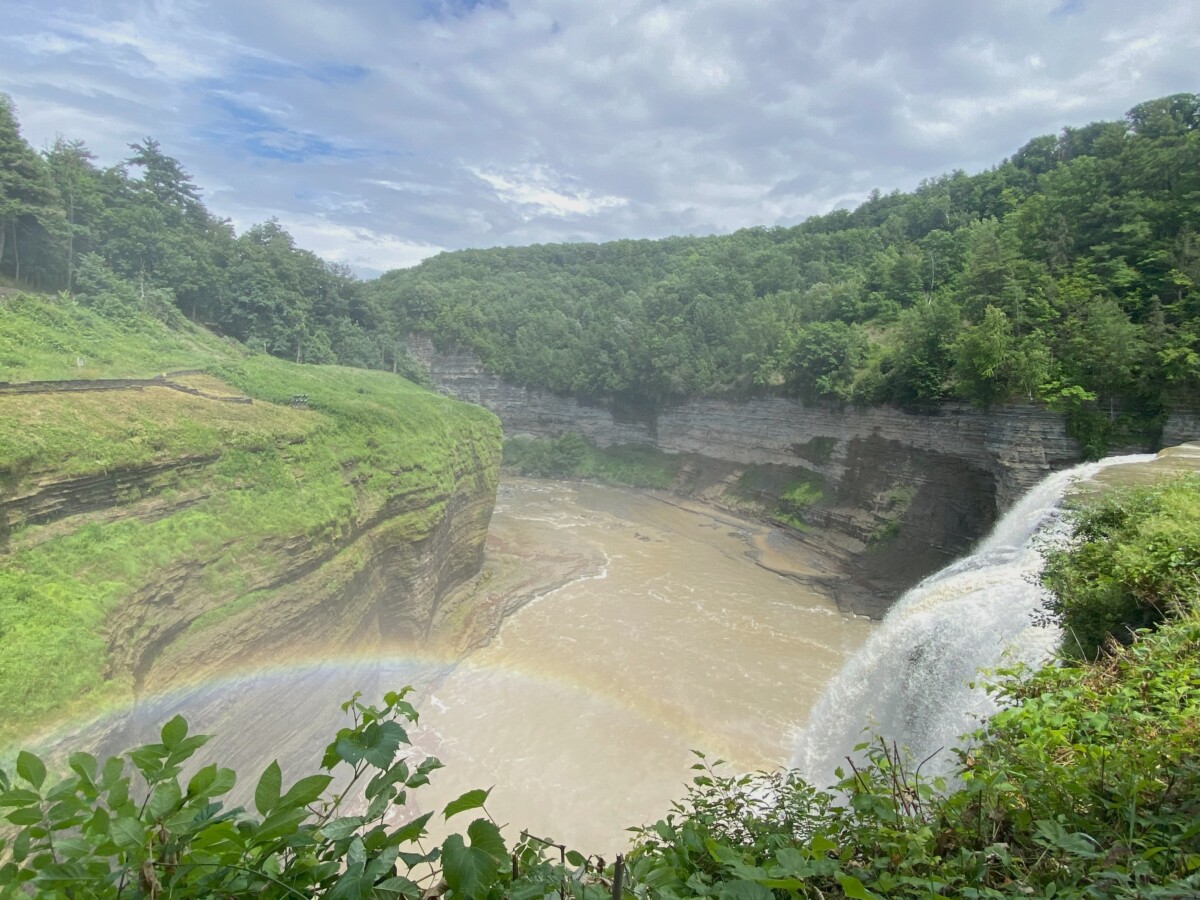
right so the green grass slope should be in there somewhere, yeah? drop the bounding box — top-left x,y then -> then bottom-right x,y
0,294 -> 501,743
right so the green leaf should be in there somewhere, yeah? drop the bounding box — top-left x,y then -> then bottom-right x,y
321,816 -> 366,841
335,720 -> 409,769
772,847 -> 808,872
5,806 -> 43,826
160,715 -> 188,751
346,835 -> 367,874
68,752 -> 97,783
106,776 -> 130,811
837,874 -> 882,900
327,872 -> 370,900
366,845 -> 401,879
255,760 -> 282,816
716,881 -> 773,900
208,767 -> 237,796
186,763 -> 218,797
397,848 -> 438,868
510,883 -> 549,900
389,811 -> 432,844
0,788 -> 41,806
366,790 -> 390,821
100,756 -> 125,790
128,744 -> 168,779
12,828 -> 30,862
110,816 -> 145,851
373,875 -> 421,897
367,759 -> 411,799
147,780 -> 182,820
416,756 -> 444,775
16,752 -> 45,790
443,787 -> 491,820
704,837 -> 745,868
809,834 -> 837,856
467,817 -> 506,861
253,807 -> 309,845
279,773 -> 332,810
441,833 -> 498,897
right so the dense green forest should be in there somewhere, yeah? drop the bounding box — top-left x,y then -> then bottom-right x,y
369,93 -> 1200,451
5,91 -> 1199,454
0,93 -> 414,378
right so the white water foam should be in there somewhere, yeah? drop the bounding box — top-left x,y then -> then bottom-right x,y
792,453 -> 1154,785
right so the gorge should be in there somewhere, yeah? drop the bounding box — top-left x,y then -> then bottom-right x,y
408,336 -> 1191,618
2,84 -> 1199,894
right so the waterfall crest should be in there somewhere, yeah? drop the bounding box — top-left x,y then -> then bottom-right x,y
792,453 -> 1154,785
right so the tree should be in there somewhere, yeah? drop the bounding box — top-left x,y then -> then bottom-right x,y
783,321 -> 866,403
125,137 -> 204,218
953,305 -> 1013,406
44,137 -> 102,292
0,93 -> 60,285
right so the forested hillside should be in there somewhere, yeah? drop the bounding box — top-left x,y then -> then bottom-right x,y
370,94 -> 1200,453
0,94 -> 413,376
5,92 -> 1199,455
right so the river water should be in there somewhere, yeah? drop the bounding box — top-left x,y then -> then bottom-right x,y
415,480 -> 873,850
49,478 -> 872,853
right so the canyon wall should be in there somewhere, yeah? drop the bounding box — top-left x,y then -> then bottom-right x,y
0,372 -> 503,738
408,336 -> 1153,615
105,442 -> 500,693
1163,408 -> 1200,449
1,421 -> 500,696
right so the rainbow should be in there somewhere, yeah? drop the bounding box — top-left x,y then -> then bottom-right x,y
17,642 -> 770,779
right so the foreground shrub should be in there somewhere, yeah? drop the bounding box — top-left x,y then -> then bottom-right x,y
0,690 -> 601,899
1040,474 -> 1200,659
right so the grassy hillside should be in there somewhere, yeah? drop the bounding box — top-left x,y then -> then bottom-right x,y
0,293 -> 501,743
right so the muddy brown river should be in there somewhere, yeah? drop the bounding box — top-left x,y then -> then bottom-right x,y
416,480 -> 873,849
39,478 -> 873,854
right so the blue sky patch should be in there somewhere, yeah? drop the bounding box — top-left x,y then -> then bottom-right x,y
417,0 -> 506,20
201,95 -> 365,163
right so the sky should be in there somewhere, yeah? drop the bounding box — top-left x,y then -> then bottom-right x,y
0,1 -> 1197,278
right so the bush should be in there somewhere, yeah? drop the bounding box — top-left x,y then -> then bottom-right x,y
1040,474 -> 1200,659
0,690 -> 599,899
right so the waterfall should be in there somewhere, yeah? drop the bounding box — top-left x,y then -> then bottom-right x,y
792,453 -> 1155,785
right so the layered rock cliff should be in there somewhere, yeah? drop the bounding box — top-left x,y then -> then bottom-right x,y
0,353 -> 502,741
408,335 -> 1160,615
98,430 -> 500,693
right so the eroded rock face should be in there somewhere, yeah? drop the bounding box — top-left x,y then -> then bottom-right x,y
1163,409 -> 1200,449
120,445 -> 500,692
1,413 -> 501,697
407,336 -> 1116,614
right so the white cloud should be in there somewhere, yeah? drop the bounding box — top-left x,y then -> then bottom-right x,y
4,30 -> 88,55
470,164 -> 628,220
282,216 -> 445,274
0,0 -> 1198,274
308,192 -> 373,215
